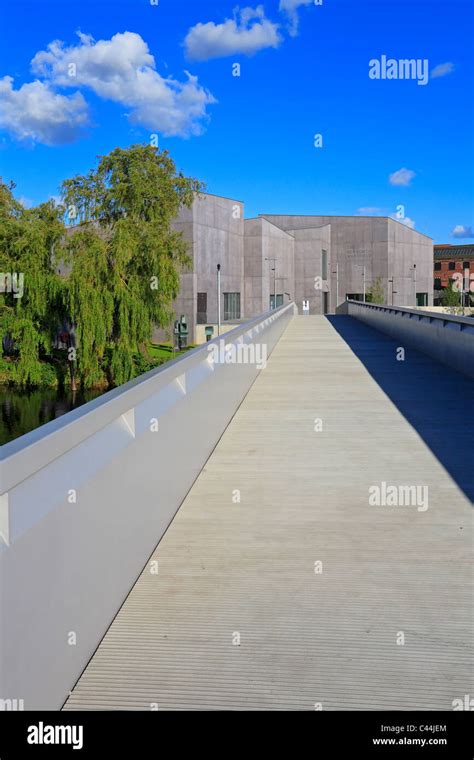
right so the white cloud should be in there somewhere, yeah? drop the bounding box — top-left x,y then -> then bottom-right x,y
451,225 -> 474,238
358,207 -> 415,227
430,62 -> 455,79
357,207 -> 383,215
279,0 -> 313,36
31,31 -> 215,137
184,6 -> 282,61
390,214 -> 416,229
0,76 -> 89,145
389,167 -> 416,186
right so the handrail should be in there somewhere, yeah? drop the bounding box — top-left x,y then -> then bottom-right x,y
0,302 -> 295,493
346,300 -> 474,327
0,300 -> 296,710
346,298 -> 474,380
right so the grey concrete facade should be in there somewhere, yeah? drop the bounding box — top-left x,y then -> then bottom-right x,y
244,217 -> 295,317
156,193 -> 244,345
263,215 -> 433,312
167,196 -> 433,344
290,224 -> 331,315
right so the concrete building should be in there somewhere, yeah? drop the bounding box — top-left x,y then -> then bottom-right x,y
244,217 -> 296,315
262,214 -> 433,312
168,193 -> 244,344
165,193 -> 433,345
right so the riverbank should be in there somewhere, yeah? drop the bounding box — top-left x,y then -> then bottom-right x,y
0,343 -> 192,389
0,386 -> 104,446
0,343 -> 194,445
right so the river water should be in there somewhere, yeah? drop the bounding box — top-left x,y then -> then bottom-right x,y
0,386 -> 104,446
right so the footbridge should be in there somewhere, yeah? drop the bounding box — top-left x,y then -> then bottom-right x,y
1,303 -> 472,711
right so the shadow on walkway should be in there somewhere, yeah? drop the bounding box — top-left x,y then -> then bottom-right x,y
327,315 -> 474,504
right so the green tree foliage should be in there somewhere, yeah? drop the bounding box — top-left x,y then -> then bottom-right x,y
441,282 -> 461,307
366,276 -> 385,304
0,145 -> 202,389
61,145 -> 202,387
0,181 -> 65,385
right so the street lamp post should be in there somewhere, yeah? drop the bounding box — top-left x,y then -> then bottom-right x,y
265,257 -> 277,309
413,264 -> 417,307
217,264 -> 221,336
388,277 -> 397,306
332,263 -> 339,312
349,248 -> 369,304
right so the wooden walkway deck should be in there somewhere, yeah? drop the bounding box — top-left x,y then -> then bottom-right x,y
65,316 -> 473,711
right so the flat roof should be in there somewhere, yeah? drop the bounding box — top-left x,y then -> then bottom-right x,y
245,216 -> 295,237
196,191 -> 244,204
259,214 -> 433,241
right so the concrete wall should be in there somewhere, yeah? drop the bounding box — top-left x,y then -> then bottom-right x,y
262,215 -> 433,311
244,218 -> 295,317
289,224 -> 331,314
160,193 -> 245,345
388,219 -> 434,307
347,301 -> 474,378
158,203 -> 434,340
261,215 -> 387,310
166,201 -> 196,343
0,304 -> 296,710
194,194 -> 244,339
244,216 -> 332,316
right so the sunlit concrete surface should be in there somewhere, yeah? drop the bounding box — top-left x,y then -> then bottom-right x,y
65,316 -> 473,711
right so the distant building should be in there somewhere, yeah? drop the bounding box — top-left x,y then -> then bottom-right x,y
433,244 -> 474,305
161,193 -> 434,345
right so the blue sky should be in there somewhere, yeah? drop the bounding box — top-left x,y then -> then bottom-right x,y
0,0 -> 472,242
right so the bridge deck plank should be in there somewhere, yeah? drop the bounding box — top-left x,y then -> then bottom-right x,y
65,316 -> 473,711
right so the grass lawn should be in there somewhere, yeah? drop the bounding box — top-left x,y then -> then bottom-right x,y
148,343 -> 195,361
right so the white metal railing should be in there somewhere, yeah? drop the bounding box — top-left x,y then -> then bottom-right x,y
0,302 -> 296,710
346,300 -> 474,378
346,299 -> 474,327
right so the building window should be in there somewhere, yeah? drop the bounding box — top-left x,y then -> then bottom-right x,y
321,249 -> 328,281
197,293 -> 207,325
448,261 -> 456,270
434,262 -> 441,271
224,292 -> 241,321
270,294 -> 284,310
434,279 -> 441,290
416,293 -> 428,306
463,261 -> 471,270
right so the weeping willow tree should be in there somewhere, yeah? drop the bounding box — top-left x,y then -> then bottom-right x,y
61,144 -> 202,388
0,181 -> 65,385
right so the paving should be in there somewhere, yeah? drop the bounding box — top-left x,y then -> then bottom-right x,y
65,316 -> 473,711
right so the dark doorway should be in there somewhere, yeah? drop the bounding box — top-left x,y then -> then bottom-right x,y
323,292 -> 329,314
197,293 -> 207,324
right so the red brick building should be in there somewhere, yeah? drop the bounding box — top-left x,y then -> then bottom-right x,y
433,244 -> 474,305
